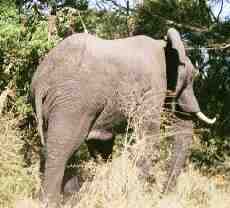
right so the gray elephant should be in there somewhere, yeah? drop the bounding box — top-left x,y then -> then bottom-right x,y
31,28 -> 215,207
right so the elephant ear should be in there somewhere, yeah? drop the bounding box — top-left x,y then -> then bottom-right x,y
166,28 -> 186,64
165,28 -> 188,95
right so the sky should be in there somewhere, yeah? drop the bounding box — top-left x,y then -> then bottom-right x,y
210,0 -> 230,20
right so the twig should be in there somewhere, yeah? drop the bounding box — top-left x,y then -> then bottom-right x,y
77,10 -> 88,33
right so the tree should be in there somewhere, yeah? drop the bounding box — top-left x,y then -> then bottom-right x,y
133,0 -> 230,172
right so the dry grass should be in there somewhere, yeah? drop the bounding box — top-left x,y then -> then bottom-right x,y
14,155 -> 230,208
1,114 -> 230,208
67,135 -> 230,208
0,115 -> 40,208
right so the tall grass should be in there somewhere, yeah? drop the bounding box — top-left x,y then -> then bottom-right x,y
69,129 -> 230,208
1,114 -> 230,208
0,115 -> 40,208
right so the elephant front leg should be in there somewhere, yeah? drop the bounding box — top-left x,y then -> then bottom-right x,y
135,118 -> 161,181
163,119 -> 193,193
41,111 -> 95,207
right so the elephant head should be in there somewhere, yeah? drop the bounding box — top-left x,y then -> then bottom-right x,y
166,28 -> 216,124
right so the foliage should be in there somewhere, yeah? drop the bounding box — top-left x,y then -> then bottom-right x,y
191,46 -> 230,171
0,1 -> 59,95
0,0 -> 129,92
56,7 -> 129,38
134,0 -> 213,38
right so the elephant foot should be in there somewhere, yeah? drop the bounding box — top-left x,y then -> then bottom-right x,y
162,131 -> 193,194
162,170 -> 178,194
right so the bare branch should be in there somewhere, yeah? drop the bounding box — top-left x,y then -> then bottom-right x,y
166,19 -> 208,32
149,13 -> 209,32
217,0 -> 224,22
95,0 -> 107,10
186,43 -> 230,51
208,5 -> 218,23
105,0 -> 135,12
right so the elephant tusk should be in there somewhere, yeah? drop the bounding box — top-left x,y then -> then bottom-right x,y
196,112 -> 216,125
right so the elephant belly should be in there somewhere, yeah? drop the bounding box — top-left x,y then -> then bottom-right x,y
92,106 -> 127,134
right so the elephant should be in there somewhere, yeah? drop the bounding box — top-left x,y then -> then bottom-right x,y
31,28 -> 216,207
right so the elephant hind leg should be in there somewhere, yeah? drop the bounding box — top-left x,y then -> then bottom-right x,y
62,130 -> 114,197
41,111 -> 96,207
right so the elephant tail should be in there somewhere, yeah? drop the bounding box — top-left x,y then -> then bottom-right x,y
34,87 -> 47,146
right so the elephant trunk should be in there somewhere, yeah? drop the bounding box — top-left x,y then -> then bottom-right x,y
195,112 -> 216,125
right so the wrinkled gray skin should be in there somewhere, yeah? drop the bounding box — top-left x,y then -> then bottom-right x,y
31,28 -> 201,207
